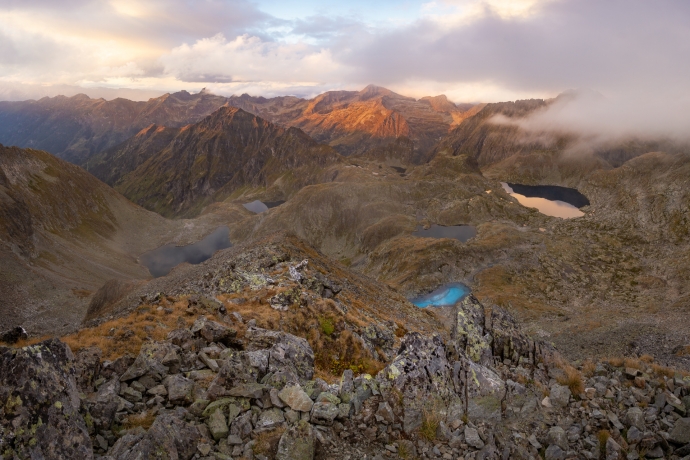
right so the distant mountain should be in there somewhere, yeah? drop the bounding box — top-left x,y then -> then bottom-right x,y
0,90 -> 232,165
93,106 -> 342,217
228,85 -> 477,162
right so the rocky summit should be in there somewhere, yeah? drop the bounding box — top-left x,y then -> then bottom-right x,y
1,240 -> 690,460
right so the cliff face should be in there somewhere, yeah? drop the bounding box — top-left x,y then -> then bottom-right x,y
94,106 -> 342,217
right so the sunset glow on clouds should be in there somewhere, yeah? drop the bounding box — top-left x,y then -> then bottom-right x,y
1,0 -> 689,104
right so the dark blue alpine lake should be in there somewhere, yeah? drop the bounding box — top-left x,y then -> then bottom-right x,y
140,226 -> 232,277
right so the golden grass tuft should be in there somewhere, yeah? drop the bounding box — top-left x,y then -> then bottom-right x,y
651,363 -> 675,378
624,357 -> 642,369
581,359 -> 597,377
597,429 -> 611,456
606,357 -> 624,368
557,365 -> 585,395
121,411 -> 156,431
640,354 -> 654,363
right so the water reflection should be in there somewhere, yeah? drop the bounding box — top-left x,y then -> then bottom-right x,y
413,224 -> 477,242
243,200 -> 268,213
411,282 -> 471,308
501,183 -> 584,219
140,226 -> 232,277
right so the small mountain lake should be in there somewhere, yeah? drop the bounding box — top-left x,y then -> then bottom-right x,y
501,183 -> 587,218
413,224 -> 477,242
139,226 -> 232,277
243,200 -> 285,213
411,282 -> 471,308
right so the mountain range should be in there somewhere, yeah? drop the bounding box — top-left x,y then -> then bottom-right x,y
1,85 -> 689,372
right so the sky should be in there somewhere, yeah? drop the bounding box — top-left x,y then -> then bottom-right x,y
1,0 -> 689,110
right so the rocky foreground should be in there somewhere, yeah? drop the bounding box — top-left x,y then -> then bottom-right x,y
1,285 -> 689,460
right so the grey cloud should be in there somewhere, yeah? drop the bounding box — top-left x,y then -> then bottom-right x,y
334,0 -> 690,94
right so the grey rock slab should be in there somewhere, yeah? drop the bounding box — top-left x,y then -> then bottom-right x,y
547,426 -> 568,450
544,445 -> 566,460
310,402 -> 339,426
625,407 -> 646,431
207,408 -> 229,441
108,412 -> 200,460
278,385 -> 314,412
165,374 -> 194,405
464,426 -> 485,449
670,418 -> 690,445
276,420 -> 315,460
549,384 -> 572,408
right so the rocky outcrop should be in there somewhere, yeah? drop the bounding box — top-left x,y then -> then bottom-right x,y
0,339 -> 93,459
3,294 -> 690,460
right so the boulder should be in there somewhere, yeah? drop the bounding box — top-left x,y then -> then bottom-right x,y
670,418 -> 690,445
276,420 -> 315,460
165,374 -> 194,404
0,326 -> 28,344
245,327 -> 315,381
451,296 -> 492,365
549,384 -> 571,408
108,411 -> 200,460
310,402 -> 339,425
191,316 -> 238,346
255,408 -> 286,430
464,360 -> 506,422
0,339 -> 93,460
207,408 -> 229,441
279,385 -> 314,412
119,341 -> 178,382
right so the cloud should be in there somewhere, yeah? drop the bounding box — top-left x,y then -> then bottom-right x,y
494,89 -> 690,149
1,0 -> 690,119
160,34 -> 346,87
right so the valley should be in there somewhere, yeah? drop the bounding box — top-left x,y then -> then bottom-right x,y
1,86 -> 689,373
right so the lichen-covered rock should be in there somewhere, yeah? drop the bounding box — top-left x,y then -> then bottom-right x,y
378,333 -> 455,400
246,327 -> 315,381
192,316 -> 238,346
207,408 -> 229,440
0,339 -> 93,460
464,360 -> 506,422
108,410 -> 200,459
165,374 -> 194,404
310,401 -> 339,425
276,420 -> 314,460
73,346 -> 102,393
451,296 -> 492,365
119,341 -> 178,382
279,385 -> 314,412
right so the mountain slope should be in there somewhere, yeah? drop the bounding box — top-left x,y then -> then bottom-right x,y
0,90 -> 231,165
228,85 -> 477,162
95,106 -> 342,217
0,144 -> 246,335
